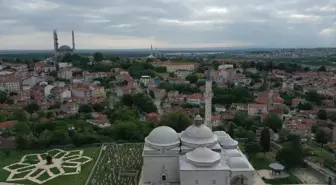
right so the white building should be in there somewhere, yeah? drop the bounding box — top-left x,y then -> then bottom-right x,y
140,115 -> 255,185
140,75 -> 151,85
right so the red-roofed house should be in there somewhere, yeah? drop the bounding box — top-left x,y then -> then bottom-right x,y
146,112 -> 160,123
0,121 -> 16,134
186,94 -> 202,105
248,104 -> 268,116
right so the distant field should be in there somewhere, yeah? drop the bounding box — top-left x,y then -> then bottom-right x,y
87,143 -> 143,185
0,147 -> 100,185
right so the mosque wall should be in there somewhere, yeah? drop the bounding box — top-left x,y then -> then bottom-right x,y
142,156 -> 180,183
180,170 -> 228,185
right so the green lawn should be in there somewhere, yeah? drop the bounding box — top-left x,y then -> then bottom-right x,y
0,146 -> 100,185
262,173 -> 302,184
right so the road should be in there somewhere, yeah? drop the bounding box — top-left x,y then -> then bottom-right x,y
154,99 -> 163,115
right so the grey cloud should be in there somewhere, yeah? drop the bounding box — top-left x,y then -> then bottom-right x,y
0,0 -> 335,49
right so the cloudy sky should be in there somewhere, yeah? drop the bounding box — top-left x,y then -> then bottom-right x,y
0,0 -> 335,50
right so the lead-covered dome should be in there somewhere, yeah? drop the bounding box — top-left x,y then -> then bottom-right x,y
186,147 -> 220,167
145,126 -> 180,149
180,124 -> 218,148
224,149 -> 243,157
58,45 -> 72,52
214,131 -> 228,138
227,157 -> 249,169
218,135 -> 238,149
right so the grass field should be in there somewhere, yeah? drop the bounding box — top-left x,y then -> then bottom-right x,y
87,143 -> 143,185
0,146 -> 100,185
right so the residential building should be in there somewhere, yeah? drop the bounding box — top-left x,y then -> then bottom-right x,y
151,61 -> 199,72
248,104 -> 268,116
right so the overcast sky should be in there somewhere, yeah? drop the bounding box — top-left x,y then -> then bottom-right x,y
0,0 -> 335,50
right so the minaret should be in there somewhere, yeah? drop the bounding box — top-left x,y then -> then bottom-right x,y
72,30 -> 75,52
150,44 -> 153,55
204,68 -> 213,130
53,30 -> 59,53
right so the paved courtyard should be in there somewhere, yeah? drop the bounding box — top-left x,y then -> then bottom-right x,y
257,170 -> 289,179
293,168 -> 325,184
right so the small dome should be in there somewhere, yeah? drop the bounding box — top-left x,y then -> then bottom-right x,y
218,136 -> 238,149
58,45 -> 72,52
181,124 -> 218,148
227,157 -> 249,169
145,126 -> 180,148
214,131 -> 228,138
186,147 -> 220,167
224,149 -> 242,157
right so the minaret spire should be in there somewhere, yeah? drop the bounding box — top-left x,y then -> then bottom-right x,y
72,30 -> 75,52
53,30 -> 59,53
204,67 -> 213,130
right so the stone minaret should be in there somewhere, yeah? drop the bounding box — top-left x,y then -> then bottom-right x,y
53,30 -> 59,53
72,30 -> 75,52
204,68 -> 213,130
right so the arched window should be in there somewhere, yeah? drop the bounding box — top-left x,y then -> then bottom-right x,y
230,175 -> 247,185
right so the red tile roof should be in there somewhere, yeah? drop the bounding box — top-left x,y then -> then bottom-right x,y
0,121 -> 16,129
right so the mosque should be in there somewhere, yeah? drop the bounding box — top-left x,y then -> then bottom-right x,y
53,30 -> 75,56
140,115 -> 255,185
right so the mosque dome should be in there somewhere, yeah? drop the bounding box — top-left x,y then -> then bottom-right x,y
145,126 -> 180,149
218,136 -> 238,149
180,124 -> 218,148
227,157 -> 250,169
58,45 -> 72,52
214,131 -> 228,138
186,147 -> 220,167
224,149 -> 243,158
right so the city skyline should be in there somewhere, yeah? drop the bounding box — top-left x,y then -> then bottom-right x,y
0,0 -> 335,50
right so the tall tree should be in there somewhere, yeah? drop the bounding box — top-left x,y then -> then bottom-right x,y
228,123 -> 235,139
315,129 -> 329,149
93,52 -> 104,62
264,114 -> 283,132
245,142 -> 261,159
159,112 -> 192,132
259,127 -> 271,153
317,109 -> 328,120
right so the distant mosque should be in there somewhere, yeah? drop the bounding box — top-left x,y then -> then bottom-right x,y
53,30 -> 76,56
147,45 -> 164,59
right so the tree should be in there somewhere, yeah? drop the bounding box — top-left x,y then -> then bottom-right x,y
228,123 -> 235,138
246,130 -> 257,142
245,142 -> 261,159
46,155 -> 53,165
233,112 -> 247,127
93,52 -> 104,62
315,129 -> 329,149
276,137 -> 304,169
185,74 -> 199,84
317,109 -> 327,120
79,104 -> 93,113
0,90 -> 8,103
259,127 -> 271,153
263,114 -> 283,132
159,112 -> 192,132
24,103 -> 40,114
297,102 -> 313,110
112,121 -> 143,142
149,90 -> 155,98
318,65 -> 326,72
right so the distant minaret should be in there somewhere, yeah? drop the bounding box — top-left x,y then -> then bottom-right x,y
72,30 -> 75,52
53,30 -> 59,53
150,45 -> 153,55
204,68 -> 213,130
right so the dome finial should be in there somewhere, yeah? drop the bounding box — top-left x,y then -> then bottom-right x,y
194,114 -> 203,126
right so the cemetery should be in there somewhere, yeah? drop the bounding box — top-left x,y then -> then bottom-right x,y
0,147 -> 99,185
87,143 -> 143,185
